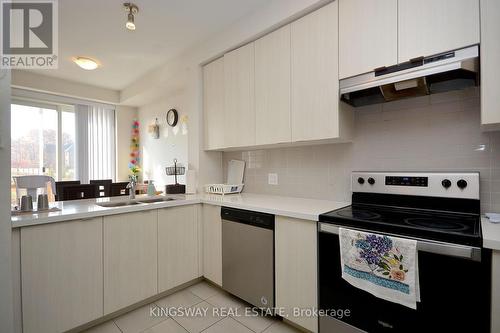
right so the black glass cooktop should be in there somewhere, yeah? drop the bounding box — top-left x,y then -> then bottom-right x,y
320,204 -> 482,247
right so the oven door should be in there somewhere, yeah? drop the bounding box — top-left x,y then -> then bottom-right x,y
318,223 -> 491,333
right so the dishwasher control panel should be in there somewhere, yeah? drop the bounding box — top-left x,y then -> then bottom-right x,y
221,207 -> 274,230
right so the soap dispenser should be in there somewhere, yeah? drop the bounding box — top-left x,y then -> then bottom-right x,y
147,180 -> 156,196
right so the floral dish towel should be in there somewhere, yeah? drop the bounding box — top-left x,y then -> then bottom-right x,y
339,227 -> 420,309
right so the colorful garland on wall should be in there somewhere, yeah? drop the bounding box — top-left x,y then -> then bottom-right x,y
129,119 -> 140,178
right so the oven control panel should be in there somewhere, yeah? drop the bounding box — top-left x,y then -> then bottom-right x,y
352,172 -> 479,199
385,176 -> 428,187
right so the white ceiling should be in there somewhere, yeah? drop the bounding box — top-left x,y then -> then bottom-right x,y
29,0 -> 269,90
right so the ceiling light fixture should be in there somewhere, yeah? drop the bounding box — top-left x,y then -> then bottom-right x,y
73,57 -> 99,70
124,3 -> 139,31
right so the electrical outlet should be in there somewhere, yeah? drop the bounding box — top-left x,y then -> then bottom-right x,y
268,173 -> 278,185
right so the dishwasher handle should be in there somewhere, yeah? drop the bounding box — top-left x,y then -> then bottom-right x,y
221,206 -> 274,230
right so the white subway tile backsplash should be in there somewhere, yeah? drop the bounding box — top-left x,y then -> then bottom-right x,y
223,88 -> 500,213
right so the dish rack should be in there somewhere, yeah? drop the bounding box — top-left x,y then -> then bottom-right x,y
205,183 -> 244,195
205,159 -> 245,195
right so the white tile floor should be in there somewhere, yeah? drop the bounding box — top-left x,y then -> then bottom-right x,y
83,281 -> 302,333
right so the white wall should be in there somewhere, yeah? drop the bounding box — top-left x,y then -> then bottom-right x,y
0,69 -> 14,332
128,0 -> 330,191
138,95 -> 189,189
115,105 -> 138,181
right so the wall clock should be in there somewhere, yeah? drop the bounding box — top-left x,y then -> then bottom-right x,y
166,109 -> 178,127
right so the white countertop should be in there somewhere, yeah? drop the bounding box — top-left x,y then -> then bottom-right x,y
481,216 -> 500,250
18,194 -> 500,251
201,193 -> 349,221
11,194 -> 200,228
11,193 -> 350,228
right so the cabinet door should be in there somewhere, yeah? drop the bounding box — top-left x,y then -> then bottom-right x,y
291,2 -> 339,142
398,0 -> 480,62
339,0 -> 397,79
202,204 -> 222,285
480,0 -> 500,129
104,210 -> 157,314
21,218 -> 103,333
203,58 -> 225,150
158,205 -> 200,292
255,25 -> 291,145
224,43 -> 256,148
275,216 -> 317,333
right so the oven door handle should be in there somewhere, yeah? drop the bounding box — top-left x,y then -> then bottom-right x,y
318,223 -> 482,262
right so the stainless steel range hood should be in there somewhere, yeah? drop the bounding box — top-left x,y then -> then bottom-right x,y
340,45 -> 479,107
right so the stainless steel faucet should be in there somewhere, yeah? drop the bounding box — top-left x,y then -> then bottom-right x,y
127,177 -> 137,200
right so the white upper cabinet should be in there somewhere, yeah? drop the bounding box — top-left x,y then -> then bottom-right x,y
255,25 -> 291,145
291,2 -> 343,142
398,0 -> 480,62
203,58 -> 225,150
339,0 -> 398,79
480,0 -> 500,129
204,1 -> 353,149
224,43 -> 256,148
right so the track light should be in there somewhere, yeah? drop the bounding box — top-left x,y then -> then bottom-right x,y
124,3 -> 139,31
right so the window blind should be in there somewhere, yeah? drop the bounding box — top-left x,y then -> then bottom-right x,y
76,104 -> 116,183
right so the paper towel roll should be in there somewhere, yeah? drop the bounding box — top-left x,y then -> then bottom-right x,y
186,170 -> 197,194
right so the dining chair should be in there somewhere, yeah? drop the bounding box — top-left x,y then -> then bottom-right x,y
55,180 -> 81,201
59,184 -> 98,201
110,182 -> 130,196
90,179 -> 112,197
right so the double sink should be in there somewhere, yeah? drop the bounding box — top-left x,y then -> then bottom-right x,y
96,197 -> 176,208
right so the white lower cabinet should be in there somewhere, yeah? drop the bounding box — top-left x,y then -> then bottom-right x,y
158,205 -> 201,292
21,218 -> 103,333
275,216 -> 318,333
202,204 -> 222,285
103,210 -> 158,314
19,204 -> 324,333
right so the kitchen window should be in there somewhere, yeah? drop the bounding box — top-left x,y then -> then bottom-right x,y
11,98 -> 116,202
11,102 -> 76,182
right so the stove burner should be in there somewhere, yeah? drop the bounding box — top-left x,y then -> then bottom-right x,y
404,218 -> 468,231
338,209 -> 381,220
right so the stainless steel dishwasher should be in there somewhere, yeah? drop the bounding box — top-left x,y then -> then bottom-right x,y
221,206 -> 274,308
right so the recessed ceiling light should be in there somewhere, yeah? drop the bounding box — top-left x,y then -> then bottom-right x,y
73,57 -> 99,70
124,3 -> 139,31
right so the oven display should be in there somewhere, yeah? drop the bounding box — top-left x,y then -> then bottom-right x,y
385,176 -> 428,187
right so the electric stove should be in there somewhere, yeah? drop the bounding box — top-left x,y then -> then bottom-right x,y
318,172 -> 490,333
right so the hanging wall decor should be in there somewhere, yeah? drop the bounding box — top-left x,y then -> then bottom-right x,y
148,118 -> 160,139
129,118 -> 141,179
